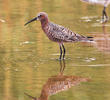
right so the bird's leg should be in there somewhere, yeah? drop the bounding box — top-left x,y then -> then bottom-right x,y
102,7 -> 108,22
102,7 -> 105,20
59,44 -> 63,60
104,7 -> 108,19
62,44 -> 66,59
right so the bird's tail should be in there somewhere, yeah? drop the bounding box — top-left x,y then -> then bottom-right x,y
73,33 -> 94,42
87,36 -> 94,41
79,35 -> 94,42
79,34 -> 93,42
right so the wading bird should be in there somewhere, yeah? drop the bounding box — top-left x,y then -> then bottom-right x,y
24,12 -> 92,60
81,0 -> 110,22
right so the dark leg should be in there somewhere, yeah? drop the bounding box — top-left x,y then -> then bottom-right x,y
102,7 -> 105,20
102,7 -> 108,21
104,7 -> 108,19
59,44 -> 63,60
62,44 -> 66,59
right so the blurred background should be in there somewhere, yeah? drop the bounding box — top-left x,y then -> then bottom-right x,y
0,0 -> 110,100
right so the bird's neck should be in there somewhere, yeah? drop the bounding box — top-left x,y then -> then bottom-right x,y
41,18 -> 49,28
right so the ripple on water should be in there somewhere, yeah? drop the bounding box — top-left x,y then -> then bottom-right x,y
92,23 -> 110,27
80,16 -> 99,22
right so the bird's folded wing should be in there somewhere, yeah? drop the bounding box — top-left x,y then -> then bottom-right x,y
49,23 -> 79,42
50,23 -> 88,42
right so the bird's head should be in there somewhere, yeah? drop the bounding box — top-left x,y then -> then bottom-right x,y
24,12 -> 49,26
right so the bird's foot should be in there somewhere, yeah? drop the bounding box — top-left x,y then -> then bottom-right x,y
101,17 -> 109,23
58,57 -> 65,61
58,58 -> 62,61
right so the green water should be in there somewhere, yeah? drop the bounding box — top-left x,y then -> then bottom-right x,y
0,0 -> 110,100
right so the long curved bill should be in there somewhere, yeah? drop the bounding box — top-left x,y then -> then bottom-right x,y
24,17 -> 38,26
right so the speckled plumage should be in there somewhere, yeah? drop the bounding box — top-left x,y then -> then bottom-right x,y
25,12 -> 93,60
42,22 -> 89,43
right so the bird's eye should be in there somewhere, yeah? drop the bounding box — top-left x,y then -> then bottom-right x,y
38,15 -> 42,17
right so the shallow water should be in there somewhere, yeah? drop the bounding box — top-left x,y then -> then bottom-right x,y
0,0 -> 110,100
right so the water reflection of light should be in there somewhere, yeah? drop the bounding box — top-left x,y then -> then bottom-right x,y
25,60 -> 89,100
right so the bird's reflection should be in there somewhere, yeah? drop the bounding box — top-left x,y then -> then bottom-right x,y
93,23 -> 110,53
25,60 -> 89,100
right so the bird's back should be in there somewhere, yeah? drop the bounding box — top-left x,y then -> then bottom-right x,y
43,22 -> 90,43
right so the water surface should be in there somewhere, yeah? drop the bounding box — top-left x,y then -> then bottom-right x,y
0,0 -> 110,100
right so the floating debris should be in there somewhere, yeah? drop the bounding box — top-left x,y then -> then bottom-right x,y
20,41 -> 34,45
84,57 -> 96,62
84,19 -> 91,22
0,19 -> 5,23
